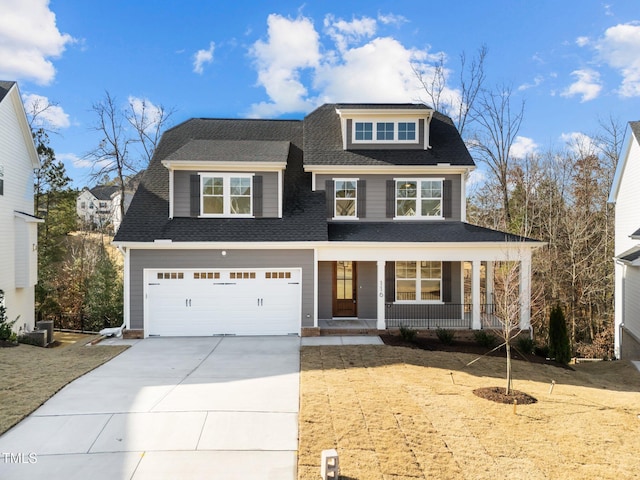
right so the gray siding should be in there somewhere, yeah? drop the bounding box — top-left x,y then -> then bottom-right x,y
173,170 -> 280,217
318,262 -> 333,319
346,119 -> 425,150
318,173 -> 462,221
356,262 -> 377,318
129,248 -> 315,330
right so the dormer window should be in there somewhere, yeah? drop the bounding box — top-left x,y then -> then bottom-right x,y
352,120 -> 418,144
201,173 -> 253,217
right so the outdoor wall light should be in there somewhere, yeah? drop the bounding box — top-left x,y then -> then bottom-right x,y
221,250 -> 227,256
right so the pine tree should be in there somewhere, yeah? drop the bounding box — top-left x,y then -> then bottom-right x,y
549,305 -> 571,364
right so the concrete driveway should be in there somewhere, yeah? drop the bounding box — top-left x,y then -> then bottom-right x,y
0,336 -> 300,480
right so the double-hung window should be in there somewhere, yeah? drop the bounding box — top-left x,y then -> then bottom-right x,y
396,261 -> 442,302
334,179 -> 357,218
201,173 -> 252,216
0,164 -> 4,196
395,179 -> 443,218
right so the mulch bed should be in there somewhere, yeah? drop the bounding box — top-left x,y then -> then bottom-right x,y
380,333 -> 573,370
473,386 -> 538,404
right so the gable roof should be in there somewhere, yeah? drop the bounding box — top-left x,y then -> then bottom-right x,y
0,80 -> 15,103
0,80 -> 39,169
89,185 -> 119,200
163,139 -> 290,164
114,117 -> 327,243
608,121 -> 640,203
616,245 -> 640,265
303,103 -> 475,167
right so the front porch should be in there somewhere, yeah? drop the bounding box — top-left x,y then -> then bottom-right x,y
316,252 -> 533,334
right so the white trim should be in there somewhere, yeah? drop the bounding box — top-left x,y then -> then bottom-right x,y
351,118 -> 420,145
608,125 -> 635,203
123,247 -> 130,330
163,160 -> 286,171
304,165 -> 475,175
13,211 -> 44,223
277,169 -> 283,218
114,240 -> 544,253
168,169 -> 174,219
199,172 -> 254,218
376,261 -> 385,329
333,178 -> 359,219
313,248 -> 319,327
393,178 -> 444,219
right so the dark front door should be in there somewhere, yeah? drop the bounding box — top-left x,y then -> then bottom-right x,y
333,261 -> 357,317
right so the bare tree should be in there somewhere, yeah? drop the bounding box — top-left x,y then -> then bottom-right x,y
470,85 -> 525,229
84,92 -> 174,222
84,91 -> 133,222
126,97 -> 174,165
413,44 -> 487,136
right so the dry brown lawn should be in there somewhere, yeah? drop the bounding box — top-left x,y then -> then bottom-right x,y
299,345 -> 640,480
0,333 -> 128,435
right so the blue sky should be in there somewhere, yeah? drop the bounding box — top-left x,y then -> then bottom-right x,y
2,0 -> 639,188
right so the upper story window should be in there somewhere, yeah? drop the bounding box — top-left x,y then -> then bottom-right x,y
395,179 -> 443,218
353,120 -> 418,144
201,173 -> 252,217
396,261 -> 442,302
334,179 -> 357,218
0,164 -> 4,196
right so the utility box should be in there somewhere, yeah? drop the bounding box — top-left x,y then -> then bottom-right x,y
36,320 -> 54,345
321,449 -> 339,479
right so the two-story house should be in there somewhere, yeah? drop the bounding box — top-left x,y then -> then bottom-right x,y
609,121 -> 640,359
0,81 -> 42,333
77,185 -> 119,229
113,103 -> 542,338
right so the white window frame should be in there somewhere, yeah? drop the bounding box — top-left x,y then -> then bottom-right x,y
333,178 -> 358,219
199,172 -> 254,218
394,178 -> 444,219
0,164 -> 4,196
395,261 -> 442,303
352,119 -> 419,144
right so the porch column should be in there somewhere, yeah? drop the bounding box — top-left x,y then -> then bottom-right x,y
376,261 -> 386,330
485,261 -> 494,306
472,260 -> 481,329
519,254 -> 531,329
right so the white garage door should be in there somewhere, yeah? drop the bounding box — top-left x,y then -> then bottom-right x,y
145,268 -> 301,336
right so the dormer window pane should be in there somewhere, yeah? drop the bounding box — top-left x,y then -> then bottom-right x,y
376,122 -> 394,140
355,122 -> 373,140
398,122 -> 416,140
201,174 -> 252,216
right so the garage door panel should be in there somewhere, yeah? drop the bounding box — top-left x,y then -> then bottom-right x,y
146,269 -> 300,336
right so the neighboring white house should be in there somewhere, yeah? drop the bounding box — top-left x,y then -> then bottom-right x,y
110,189 -> 134,233
76,185 -> 119,229
609,121 -> 640,360
0,81 -> 42,333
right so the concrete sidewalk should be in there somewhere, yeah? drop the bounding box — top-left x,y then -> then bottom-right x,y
0,336 -> 300,480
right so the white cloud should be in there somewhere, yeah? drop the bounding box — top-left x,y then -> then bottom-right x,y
576,36 -> 590,47
377,13 -> 408,26
22,93 -> 70,129
593,22 -> 640,97
193,42 -> 215,74
0,0 -> 74,85
518,75 -> 544,91
560,131 -> 599,156
128,95 -> 163,132
58,152 -> 102,169
248,13 -> 442,117
510,136 -> 538,159
324,15 -> 377,52
249,14 -> 321,117
561,69 -> 602,102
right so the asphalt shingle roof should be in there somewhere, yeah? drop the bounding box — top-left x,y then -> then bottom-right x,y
163,139 -> 291,163
631,226 -> 640,239
630,121 -> 640,143
90,185 -> 119,200
0,81 -> 15,103
328,222 -> 537,243
303,103 -> 475,167
114,118 -> 328,243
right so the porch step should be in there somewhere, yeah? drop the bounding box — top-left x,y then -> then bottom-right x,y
320,328 -> 382,336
